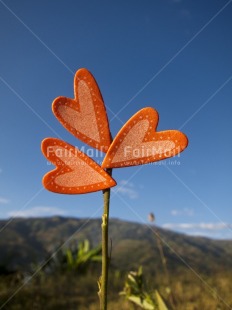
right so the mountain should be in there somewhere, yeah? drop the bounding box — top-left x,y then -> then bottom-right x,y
0,216 -> 232,276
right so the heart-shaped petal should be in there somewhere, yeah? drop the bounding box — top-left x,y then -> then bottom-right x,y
102,108 -> 188,168
52,68 -> 111,152
41,138 -> 116,194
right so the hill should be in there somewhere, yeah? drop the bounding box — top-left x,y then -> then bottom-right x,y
0,216 -> 232,277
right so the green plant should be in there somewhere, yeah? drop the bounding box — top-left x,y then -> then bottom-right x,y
42,239 -> 102,274
120,266 -> 169,310
66,239 -> 102,272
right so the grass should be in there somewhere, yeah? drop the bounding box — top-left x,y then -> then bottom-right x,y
1,218 -> 232,309
0,267 -> 232,309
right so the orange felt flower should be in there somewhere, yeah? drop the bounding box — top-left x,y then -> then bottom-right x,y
41,68 -> 188,194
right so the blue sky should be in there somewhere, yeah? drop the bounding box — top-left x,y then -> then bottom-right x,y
0,0 -> 232,239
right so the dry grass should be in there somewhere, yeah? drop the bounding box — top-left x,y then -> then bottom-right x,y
0,269 -> 232,309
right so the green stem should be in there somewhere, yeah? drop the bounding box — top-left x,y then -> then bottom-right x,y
99,168 -> 112,310
154,226 -> 176,309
